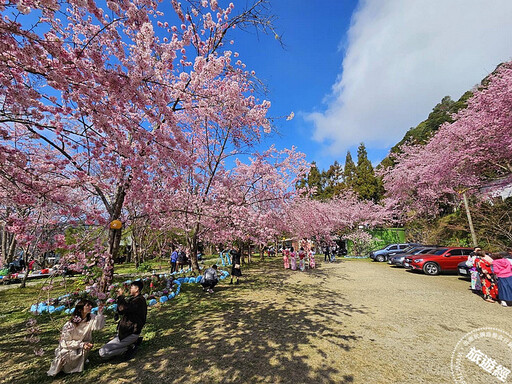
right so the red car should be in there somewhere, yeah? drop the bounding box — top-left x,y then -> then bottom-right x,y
404,247 -> 473,275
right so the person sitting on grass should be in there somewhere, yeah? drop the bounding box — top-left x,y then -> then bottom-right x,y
99,280 -> 147,360
47,300 -> 105,376
201,264 -> 219,293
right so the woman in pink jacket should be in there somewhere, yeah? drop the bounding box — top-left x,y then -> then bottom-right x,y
490,252 -> 512,307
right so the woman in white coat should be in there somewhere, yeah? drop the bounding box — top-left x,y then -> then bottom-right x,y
47,299 -> 105,376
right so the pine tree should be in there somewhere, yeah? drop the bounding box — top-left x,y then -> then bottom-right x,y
343,151 -> 357,191
355,143 -> 380,202
324,161 -> 344,198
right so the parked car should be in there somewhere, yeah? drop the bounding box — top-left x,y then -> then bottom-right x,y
389,246 -> 441,267
370,243 -> 411,262
457,260 -> 472,279
384,243 -> 423,258
404,247 -> 473,275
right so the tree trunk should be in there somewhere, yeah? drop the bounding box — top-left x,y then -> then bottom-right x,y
19,246 -> 30,288
241,243 -> 246,265
99,181 -> 127,293
187,224 -> 201,274
1,226 -> 17,265
132,233 -> 140,268
1,225 -> 5,266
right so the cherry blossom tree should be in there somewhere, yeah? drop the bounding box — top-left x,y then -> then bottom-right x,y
155,145 -> 309,271
1,0 -> 282,288
0,133 -> 85,285
282,192 -> 392,243
382,61 -> 512,236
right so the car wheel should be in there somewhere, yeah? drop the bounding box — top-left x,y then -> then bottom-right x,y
423,262 -> 440,275
376,255 -> 385,262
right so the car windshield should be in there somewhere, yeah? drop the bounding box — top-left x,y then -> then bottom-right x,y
432,248 -> 448,255
418,248 -> 436,254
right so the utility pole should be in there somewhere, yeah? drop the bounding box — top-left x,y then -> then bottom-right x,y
462,191 -> 478,247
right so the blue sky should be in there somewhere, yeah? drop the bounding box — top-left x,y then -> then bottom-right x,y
230,0 -> 512,170
6,0 -> 512,172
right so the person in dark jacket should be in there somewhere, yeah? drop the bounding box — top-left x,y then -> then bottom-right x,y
229,249 -> 242,285
99,280 -> 147,359
201,264 -> 218,293
177,249 -> 187,271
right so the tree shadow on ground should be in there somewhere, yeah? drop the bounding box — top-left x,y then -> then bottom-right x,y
1,259 -> 364,384
85,261 -> 364,383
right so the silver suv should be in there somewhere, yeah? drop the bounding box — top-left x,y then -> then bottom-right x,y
370,243 -> 410,262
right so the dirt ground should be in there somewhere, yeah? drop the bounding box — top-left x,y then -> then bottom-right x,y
4,258 -> 512,384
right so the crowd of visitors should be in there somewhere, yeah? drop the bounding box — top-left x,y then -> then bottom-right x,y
466,247 -> 512,306
282,246 -> 316,271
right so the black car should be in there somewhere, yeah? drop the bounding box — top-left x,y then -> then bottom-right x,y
389,246 -> 441,267
457,260 -> 471,279
375,243 -> 423,262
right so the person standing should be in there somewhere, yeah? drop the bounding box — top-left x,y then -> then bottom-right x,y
465,251 -> 482,292
324,246 -> 330,262
309,249 -> 316,269
283,249 -> 290,269
490,252 -> 512,307
474,250 -> 498,303
298,247 -> 306,271
47,300 -> 105,376
170,249 -> 178,273
177,249 -> 186,271
229,249 -> 242,284
99,280 -> 147,359
290,247 -> 297,271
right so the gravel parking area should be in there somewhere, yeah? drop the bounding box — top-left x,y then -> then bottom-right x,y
287,259 -> 512,383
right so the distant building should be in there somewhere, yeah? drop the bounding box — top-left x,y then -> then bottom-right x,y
479,174 -> 512,200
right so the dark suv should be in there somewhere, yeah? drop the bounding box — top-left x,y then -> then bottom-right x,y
389,246 -> 440,267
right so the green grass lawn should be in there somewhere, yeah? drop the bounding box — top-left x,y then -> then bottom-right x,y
0,254 -> 272,384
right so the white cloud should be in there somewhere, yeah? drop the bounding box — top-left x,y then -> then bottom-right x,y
306,0 -> 512,156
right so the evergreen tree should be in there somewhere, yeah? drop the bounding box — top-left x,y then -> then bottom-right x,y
343,151 -> 357,191
308,162 -> 324,197
355,143 -> 380,202
324,161 -> 344,198
294,162 -> 326,199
